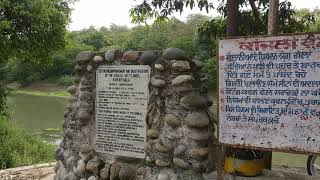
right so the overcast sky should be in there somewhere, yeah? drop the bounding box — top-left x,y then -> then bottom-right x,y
69,0 -> 319,31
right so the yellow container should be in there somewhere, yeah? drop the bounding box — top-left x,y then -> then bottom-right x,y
224,156 -> 265,176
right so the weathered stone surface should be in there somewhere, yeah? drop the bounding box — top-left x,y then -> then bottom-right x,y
77,110 -> 91,124
188,148 -> 209,160
151,77 -> 166,87
105,49 -> 118,62
174,144 -> 187,156
147,129 -> 159,139
172,75 -> 193,85
79,144 -> 91,153
86,158 -> 102,174
55,148 -> 64,161
87,64 -> 93,72
100,164 -> 110,180
93,56 -> 104,63
155,64 -> 164,71
163,48 -> 187,60
144,142 -> 152,153
76,51 -> 94,62
79,91 -> 92,101
165,114 -> 181,128
56,161 -> 66,179
74,159 -> 86,178
185,111 -> 209,128
155,159 -> 170,167
65,172 -> 77,180
88,176 -> 97,180
155,143 -> 170,153
172,61 -> 191,71
158,173 -> 170,180
180,94 -> 207,110
189,131 -> 209,141
140,50 -> 158,64
136,167 -> 147,177
122,51 -> 140,61
110,164 -> 121,180
192,161 -> 207,172
192,59 -> 204,68
67,85 -> 77,94
173,158 -> 189,169
119,165 -> 134,180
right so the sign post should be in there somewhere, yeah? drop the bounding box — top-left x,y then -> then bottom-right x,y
218,33 -> 320,178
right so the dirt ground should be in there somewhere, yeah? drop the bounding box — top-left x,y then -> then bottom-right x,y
0,163 -> 54,180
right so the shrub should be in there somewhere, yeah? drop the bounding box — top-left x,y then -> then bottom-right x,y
203,58 -> 217,90
0,116 -> 55,169
57,75 -> 75,86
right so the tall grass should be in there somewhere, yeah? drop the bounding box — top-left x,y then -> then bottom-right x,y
0,116 -> 55,169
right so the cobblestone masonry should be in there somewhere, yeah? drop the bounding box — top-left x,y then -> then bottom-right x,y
54,48 -> 214,180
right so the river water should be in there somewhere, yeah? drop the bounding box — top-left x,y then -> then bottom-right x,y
7,93 -> 67,144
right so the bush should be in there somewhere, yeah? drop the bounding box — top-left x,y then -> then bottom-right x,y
0,116 -> 55,169
57,75 -> 75,86
203,58 -> 217,90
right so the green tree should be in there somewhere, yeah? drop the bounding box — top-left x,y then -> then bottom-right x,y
0,0 -> 73,112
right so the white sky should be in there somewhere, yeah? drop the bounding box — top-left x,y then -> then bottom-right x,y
69,0 -> 319,31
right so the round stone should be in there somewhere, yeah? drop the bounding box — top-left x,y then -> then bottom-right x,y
188,148 -> 209,160
155,159 -> 170,167
174,144 -> 187,156
180,94 -> 207,110
87,64 -> 93,72
192,59 -> 204,68
155,64 -> 164,71
155,143 -> 170,153
76,51 -> 95,62
185,111 -> 209,128
93,55 -> 104,63
140,50 -> 158,65
77,110 -> 91,124
119,165 -> 134,180
172,75 -> 193,85
67,85 -> 77,94
100,164 -> 110,180
88,176 -> 97,180
86,158 -> 102,174
151,77 -> 166,87
165,114 -> 181,128
122,51 -> 140,62
147,129 -> 159,139
74,159 -> 86,178
189,131 -> 210,141
158,173 -> 170,180
110,164 -> 121,180
172,61 -> 191,71
105,49 -> 118,62
144,142 -> 152,153
163,48 -> 187,60
173,158 -> 189,169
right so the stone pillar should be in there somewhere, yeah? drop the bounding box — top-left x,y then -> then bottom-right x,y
54,48 -> 213,180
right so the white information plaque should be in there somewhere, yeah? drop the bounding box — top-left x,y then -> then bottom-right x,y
95,65 -> 150,159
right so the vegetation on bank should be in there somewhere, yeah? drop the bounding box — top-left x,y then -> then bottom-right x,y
0,115 -> 55,169
12,89 -> 69,98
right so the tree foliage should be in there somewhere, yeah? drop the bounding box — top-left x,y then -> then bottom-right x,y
0,0 -> 73,112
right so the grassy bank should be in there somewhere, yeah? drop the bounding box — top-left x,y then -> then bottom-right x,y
0,115 -> 55,169
12,89 -> 69,98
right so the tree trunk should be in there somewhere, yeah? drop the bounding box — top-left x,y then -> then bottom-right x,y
268,0 -> 279,35
226,0 -> 239,36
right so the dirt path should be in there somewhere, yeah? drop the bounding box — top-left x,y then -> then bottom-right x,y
0,163 -> 55,180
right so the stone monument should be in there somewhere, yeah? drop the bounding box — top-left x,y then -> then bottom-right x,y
55,48 -> 214,180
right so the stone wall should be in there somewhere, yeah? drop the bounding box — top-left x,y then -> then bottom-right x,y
55,48 -> 214,180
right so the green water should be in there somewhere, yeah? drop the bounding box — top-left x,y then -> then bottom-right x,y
7,93 -> 67,143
